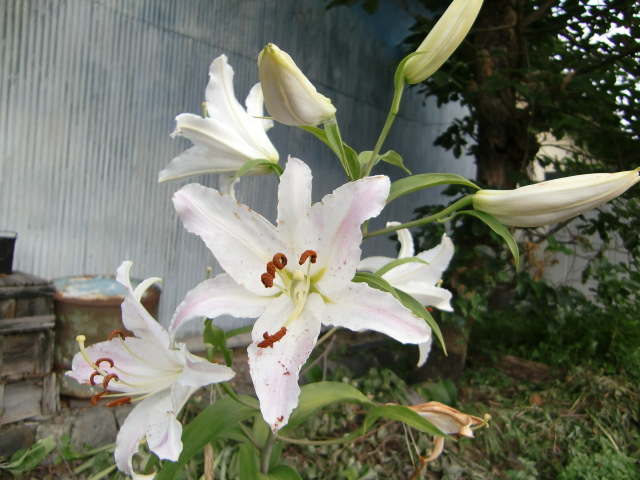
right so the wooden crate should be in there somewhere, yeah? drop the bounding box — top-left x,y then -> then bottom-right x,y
0,272 -> 58,424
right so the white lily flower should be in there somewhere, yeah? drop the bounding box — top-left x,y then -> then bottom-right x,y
258,44 -> 336,126
171,157 -> 431,432
403,0 -> 484,84
359,222 -> 454,365
66,262 -> 235,478
472,169 -> 640,227
159,54 -> 279,182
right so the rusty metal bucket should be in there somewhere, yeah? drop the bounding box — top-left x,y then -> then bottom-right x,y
53,274 -> 161,397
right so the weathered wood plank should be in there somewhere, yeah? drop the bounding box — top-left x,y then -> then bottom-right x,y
0,315 -> 56,334
0,375 -> 59,425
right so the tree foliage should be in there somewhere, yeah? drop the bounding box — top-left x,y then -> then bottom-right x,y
328,0 -> 640,187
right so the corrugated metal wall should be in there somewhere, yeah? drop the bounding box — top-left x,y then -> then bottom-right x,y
0,0 -> 475,335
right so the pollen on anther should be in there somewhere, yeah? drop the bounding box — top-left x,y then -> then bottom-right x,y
298,250 -> 318,265
272,253 -> 288,270
266,261 -> 276,276
102,373 -> 120,388
106,396 -> 132,407
261,272 -> 274,288
108,330 -> 128,341
95,357 -> 115,368
89,371 -> 101,386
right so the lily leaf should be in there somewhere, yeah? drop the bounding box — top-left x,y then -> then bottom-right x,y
394,288 -> 446,355
231,159 -> 283,183
258,465 -> 303,480
374,256 -> 429,278
456,210 -> 520,270
204,319 -> 233,366
388,174 -> 479,204
0,436 -> 56,476
155,396 -> 259,480
238,441 -> 260,480
352,272 -> 401,301
282,381 -> 374,432
364,404 -> 447,437
358,150 -> 411,175
301,125 -> 359,180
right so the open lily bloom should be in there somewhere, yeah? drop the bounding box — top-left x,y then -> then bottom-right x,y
171,157 -> 432,432
358,223 -> 454,365
66,262 -> 235,478
159,54 -> 279,183
359,223 -> 454,311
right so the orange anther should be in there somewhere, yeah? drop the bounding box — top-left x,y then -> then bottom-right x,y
257,327 -> 287,348
261,272 -> 274,288
266,261 -> 276,277
108,330 -> 127,341
102,373 -> 119,388
106,396 -> 132,407
95,357 -> 115,368
298,250 -> 318,265
89,371 -> 101,386
272,253 -> 288,270
90,390 -> 111,406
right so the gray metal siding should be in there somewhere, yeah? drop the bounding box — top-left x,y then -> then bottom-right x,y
1,0 -> 475,335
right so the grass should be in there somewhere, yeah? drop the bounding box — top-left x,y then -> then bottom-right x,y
3,336 -> 639,479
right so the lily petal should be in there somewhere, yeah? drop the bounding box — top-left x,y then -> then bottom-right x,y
276,157 -> 312,241
114,395 -> 164,477
302,175 -> 390,290
245,83 -> 274,132
204,55 -> 278,161
400,282 -> 453,312
247,293 -> 324,431
145,393 -> 183,462
116,261 -> 169,349
173,183 -> 285,295
324,282 -> 431,345
170,274 -> 272,334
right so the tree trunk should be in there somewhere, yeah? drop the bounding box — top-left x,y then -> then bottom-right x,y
472,0 -> 540,188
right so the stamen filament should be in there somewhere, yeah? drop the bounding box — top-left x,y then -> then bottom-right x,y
76,335 -> 110,377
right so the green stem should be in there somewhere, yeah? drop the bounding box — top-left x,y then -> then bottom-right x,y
260,430 -> 277,474
315,326 -> 338,349
217,382 -> 258,411
362,81 -> 405,177
363,195 -> 474,239
276,421 -> 392,447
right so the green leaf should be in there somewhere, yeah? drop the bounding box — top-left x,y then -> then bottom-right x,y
352,272 -> 401,301
380,150 -> 411,175
0,436 -> 56,476
364,404 -> 446,437
374,257 -> 429,278
394,288 -> 446,355
238,441 -> 260,480
231,159 -> 283,183
225,324 -> 253,339
358,150 -> 411,175
258,464 -> 303,480
301,124 -> 359,180
204,319 -> 233,366
457,210 -> 520,270
353,272 -> 446,354
155,396 -> 259,480
388,174 -> 479,204
282,381 -> 374,432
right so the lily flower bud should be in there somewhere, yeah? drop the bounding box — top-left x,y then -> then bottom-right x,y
258,43 -> 336,126
472,169 -> 640,227
403,0 -> 484,85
